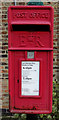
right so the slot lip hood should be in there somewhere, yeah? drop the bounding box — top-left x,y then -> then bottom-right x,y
11,21 -> 51,26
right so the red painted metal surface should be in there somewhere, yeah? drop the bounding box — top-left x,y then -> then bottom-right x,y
8,6 -> 54,114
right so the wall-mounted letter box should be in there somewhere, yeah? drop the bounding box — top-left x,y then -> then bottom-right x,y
8,6 -> 54,114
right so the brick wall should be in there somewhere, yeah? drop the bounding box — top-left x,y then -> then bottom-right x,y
0,1 -> 59,120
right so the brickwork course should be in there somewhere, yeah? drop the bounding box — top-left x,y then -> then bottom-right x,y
0,0 -> 59,120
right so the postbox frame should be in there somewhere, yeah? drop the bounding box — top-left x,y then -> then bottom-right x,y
8,6 -> 54,114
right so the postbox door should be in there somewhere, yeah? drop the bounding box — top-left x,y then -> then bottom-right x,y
14,51 -> 53,112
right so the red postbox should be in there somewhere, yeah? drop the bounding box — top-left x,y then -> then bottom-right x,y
8,6 -> 54,114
